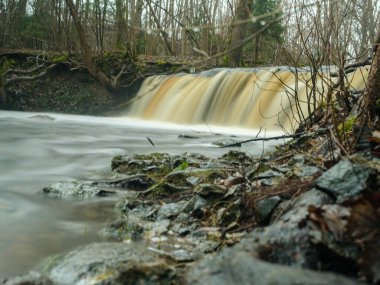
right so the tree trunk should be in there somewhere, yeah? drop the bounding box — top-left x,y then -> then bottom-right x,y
130,0 -> 144,55
146,0 -> 174,55
364,29 -> 380,123
228,0 -> 252,67
65,0 -> 117,91
116,0 -> 127,48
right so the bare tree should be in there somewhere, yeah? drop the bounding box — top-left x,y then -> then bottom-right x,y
228,0 -> 252,66
65,0 -> 129,92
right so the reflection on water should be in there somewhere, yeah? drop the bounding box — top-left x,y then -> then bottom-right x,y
0,111 -> 282,278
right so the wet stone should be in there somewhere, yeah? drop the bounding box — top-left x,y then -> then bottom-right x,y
219,150 -> 254,165
186,246 -> 363,285
156,201 -> 188,220
41,181 -> 116,199
315,159 -> 376,202
224,184 -> 242,198
149,219 -> 171,235
237,189 -> 336,269
164,171 -> 193,188
288,154 -> 306,165
186,176 -> 201,186
105,174 -> 155,191
2,271 -> 53,285
101,219 -> 144,241
216,203 -> 241,226
293,165 -> 321,178
173,212 -> 190,223
188,237 -> 220,254
260,176 -> 284,187
277,189 -> 333,225
190,227 -> 220,238
255,196 -> 282,224
38,242 -> 175,285
212,139 -> 240,147
29,114 -> 55,121
273,164 -> 291,174
111,153 -> 171,175
248,169 -> 283,181
188,195 -> 209,218
169,249 -> 196,262
195,184 -> 227,197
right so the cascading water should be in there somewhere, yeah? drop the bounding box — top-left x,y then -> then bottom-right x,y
127,66 -> 369,133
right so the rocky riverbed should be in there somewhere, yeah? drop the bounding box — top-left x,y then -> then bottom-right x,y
2,137 -> 380,285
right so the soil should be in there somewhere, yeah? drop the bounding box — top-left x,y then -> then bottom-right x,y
0,50 -> 207,115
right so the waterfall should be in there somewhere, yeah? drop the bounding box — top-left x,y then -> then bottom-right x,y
126,66 -> 369,133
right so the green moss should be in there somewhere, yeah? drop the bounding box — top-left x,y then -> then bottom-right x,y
52,54 -> 68,63
376,98 -> 380,107
147,164 -> 172,181
0,59 -> 16,73
338,115 -> 356,135
134,153 -> 167,160
221,55 -> 229,67
174,161 -> 189,171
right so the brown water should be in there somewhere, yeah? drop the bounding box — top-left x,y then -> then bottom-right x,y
127,66 -> 369,133
0,111 -> 281,279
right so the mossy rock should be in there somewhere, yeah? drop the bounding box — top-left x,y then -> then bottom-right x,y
219,150 -> 254,166
111,153 -> 173,177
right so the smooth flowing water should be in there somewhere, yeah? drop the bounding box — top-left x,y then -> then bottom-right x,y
128,67 -> 369,132
0,110 -> 281,279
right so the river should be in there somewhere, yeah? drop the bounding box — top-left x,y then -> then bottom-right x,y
0,110 -> 282,279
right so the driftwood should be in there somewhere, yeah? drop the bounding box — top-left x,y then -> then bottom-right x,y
221,128 -> 328,148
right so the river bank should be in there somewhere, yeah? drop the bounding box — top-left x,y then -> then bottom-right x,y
0,50 -> 206,115
2,117 -> 379,284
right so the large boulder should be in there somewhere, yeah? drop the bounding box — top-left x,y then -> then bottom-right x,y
186,247 -> 364,285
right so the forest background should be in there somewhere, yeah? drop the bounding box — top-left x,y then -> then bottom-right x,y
1,0 -> 378,67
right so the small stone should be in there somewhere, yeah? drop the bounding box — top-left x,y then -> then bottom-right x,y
186,176 -> 201,185
149,219 -> 171,235
224,184 -> 242,198
191,227 -> 220,238
170,249 -> 196,262
178,227 -> 191,236
156,201 -> 187,220
293,165 -> 321,178
195,184 -> 227,197
2,271 -> 53,285
41,181 -> 116,199
315,159 -> 376,202
288,154 -> 306,165
174,212 -> 190,223
255,196 -> 282,223
224,176 -> 245,188
105,174 -> 155,191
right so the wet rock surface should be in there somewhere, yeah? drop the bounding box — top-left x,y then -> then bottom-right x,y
5,150 -> 380,284
2,271 -> 53,285
37,242 -> 176,285
186,248 -> 364,285
315,158 -> 376,202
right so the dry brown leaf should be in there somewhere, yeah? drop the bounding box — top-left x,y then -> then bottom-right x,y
346,194 -> 380,242
308,205 -> 349,241
345,193 -> 380,283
